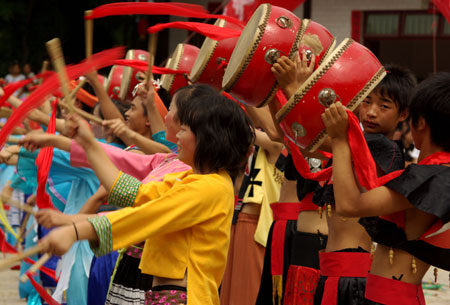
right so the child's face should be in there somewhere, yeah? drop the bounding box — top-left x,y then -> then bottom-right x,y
125,97 -> 148,133
358,90 -> 407,139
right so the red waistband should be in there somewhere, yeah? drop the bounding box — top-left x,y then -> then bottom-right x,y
365,273 -> 425,305
319,251 -> 372,305
299,192 -> 319,212
319,251 -> 372,277
270,202 -> 301,221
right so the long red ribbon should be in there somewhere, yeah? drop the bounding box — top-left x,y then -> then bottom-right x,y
27,274 -> 61,305
112,59 -> 189,75
35,100 -> 58,210
85,2 -> 244,26
148,21 -> 242,40
0,47 -> 124,149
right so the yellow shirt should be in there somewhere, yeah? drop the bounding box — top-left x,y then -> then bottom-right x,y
88,169 -> 234,305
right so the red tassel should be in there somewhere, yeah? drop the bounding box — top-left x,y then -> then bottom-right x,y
148,21 -> 241,40
113,59 -> 189,75
27,274 -> 61,305
85,2 -> 244,26
35,100 -> 58,210
0,47 -> 124,149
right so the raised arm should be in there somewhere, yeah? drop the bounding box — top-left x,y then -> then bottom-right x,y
322,102 -> 411,217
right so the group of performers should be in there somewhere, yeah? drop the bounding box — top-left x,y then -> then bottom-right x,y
0,2 -> 449,305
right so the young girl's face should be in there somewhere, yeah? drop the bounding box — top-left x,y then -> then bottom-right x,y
176,124 -> 196,168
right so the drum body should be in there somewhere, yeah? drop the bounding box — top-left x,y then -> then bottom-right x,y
276,39 -> 386,152
300,19 -> 336,68
189,18 -> 242,90
104,65 -> 125,102
121,49 -> 149,102
222,3 -> 303,107
160,43 -> 200,96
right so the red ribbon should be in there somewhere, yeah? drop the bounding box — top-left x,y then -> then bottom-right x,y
148,22 -> 242,40
35,100 -> 58,209
112,59 -> 189,75
27,274 -> 61,305
85,2 -> 244,26
0,47 -> 124,149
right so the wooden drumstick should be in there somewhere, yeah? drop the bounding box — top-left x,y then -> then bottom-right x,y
66,77 -> 88,101
19,253 -> 51,283
6,200 -> 36,216
0,107 -> 12,118
39,60 -> 49,85
146,33 -> 158,87
0,243 -> 45,271
59,101 -> 103,125
84,10 -> 94,58
46,38 -> 74,114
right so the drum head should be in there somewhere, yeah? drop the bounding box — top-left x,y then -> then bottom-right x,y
160,44 -> 184,91
222,4 -> 269,91
190,18 -> 226,83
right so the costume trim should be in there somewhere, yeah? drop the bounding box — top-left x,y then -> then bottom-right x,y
107,172 -> 140,208
88,216 -> 113,256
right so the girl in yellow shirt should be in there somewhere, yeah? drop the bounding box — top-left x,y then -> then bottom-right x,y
37,90 -> 255,305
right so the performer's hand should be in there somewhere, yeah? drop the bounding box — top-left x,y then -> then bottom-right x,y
296,51 -> 315,86
36,209 -> 72,229
39,225 -> 77,256
136,80 -> 156,110
19,131 -> 50,151
102,118 -> 134,140
271,56 -> 297,92
321,102 -> 348,141
65,114 -> 96,148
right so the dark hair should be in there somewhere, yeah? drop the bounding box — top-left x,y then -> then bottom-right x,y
376,64 -> 417,114
410,72 -> 450,152
178,92 -> 255,180
95,99 -> 130,120
173,84 -> 217,122
158,86 -> 172,110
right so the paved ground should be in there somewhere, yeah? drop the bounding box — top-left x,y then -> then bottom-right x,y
0,262 -> 448,304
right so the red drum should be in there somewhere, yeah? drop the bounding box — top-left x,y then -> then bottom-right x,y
189,18 -> 242,90
222,3 -> 303,107
160,43 -> 200,96
300,19 -> 336,68
276,38 -> 386,152
121,49 -> 149,102
104,65 -> 125,102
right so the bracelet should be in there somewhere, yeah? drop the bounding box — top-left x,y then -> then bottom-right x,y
73,222 -> 79,240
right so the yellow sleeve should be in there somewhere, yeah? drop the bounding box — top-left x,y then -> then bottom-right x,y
105,172 -> 232,252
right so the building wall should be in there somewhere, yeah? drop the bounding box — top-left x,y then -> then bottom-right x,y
310,0 -> 425,44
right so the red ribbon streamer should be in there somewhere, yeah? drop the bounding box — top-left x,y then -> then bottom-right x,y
148,21 -> 241,40
0,47 -> 124,149
35,100 -> 58,209
27,274 -> 61,305
112,59 -> 189,75
85,2 -> 244,26
0,71 -> 54,109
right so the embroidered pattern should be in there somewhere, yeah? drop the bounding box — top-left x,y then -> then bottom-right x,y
88,216 -> 113,256
108,173 -> 141,208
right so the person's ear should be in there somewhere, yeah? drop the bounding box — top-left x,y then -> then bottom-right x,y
415,116 -> 427,131
398,109 -> 409,123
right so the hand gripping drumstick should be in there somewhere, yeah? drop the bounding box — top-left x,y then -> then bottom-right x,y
0,243 -> 45,271
85,10 -> 94,58
46,38 -> 75,114
19,253 -> 52,283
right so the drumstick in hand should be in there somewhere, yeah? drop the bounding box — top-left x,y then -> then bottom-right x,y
0,244 -> 45,271
19,253 -> 52,283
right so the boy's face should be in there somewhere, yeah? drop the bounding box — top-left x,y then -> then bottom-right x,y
358,90 -> 408,139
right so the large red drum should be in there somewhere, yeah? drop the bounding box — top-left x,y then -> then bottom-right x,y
222,3 -> 303,107
275,38 -> 386,152
189,18 -> 242,90
160,43 -> 200,96
121,49 -> 149,102
300,19 -> 336,68
104,65 -> 125,102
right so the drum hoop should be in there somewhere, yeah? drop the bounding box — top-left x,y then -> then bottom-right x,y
189,19 -> 225,82
306,66 -> 386,152
275,38 -> 354,123
161,44 -> 184,91
119,50 -> 137,101
319,38 -> 336,66
222,4 -> 271,91
258,17 -> 305,107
